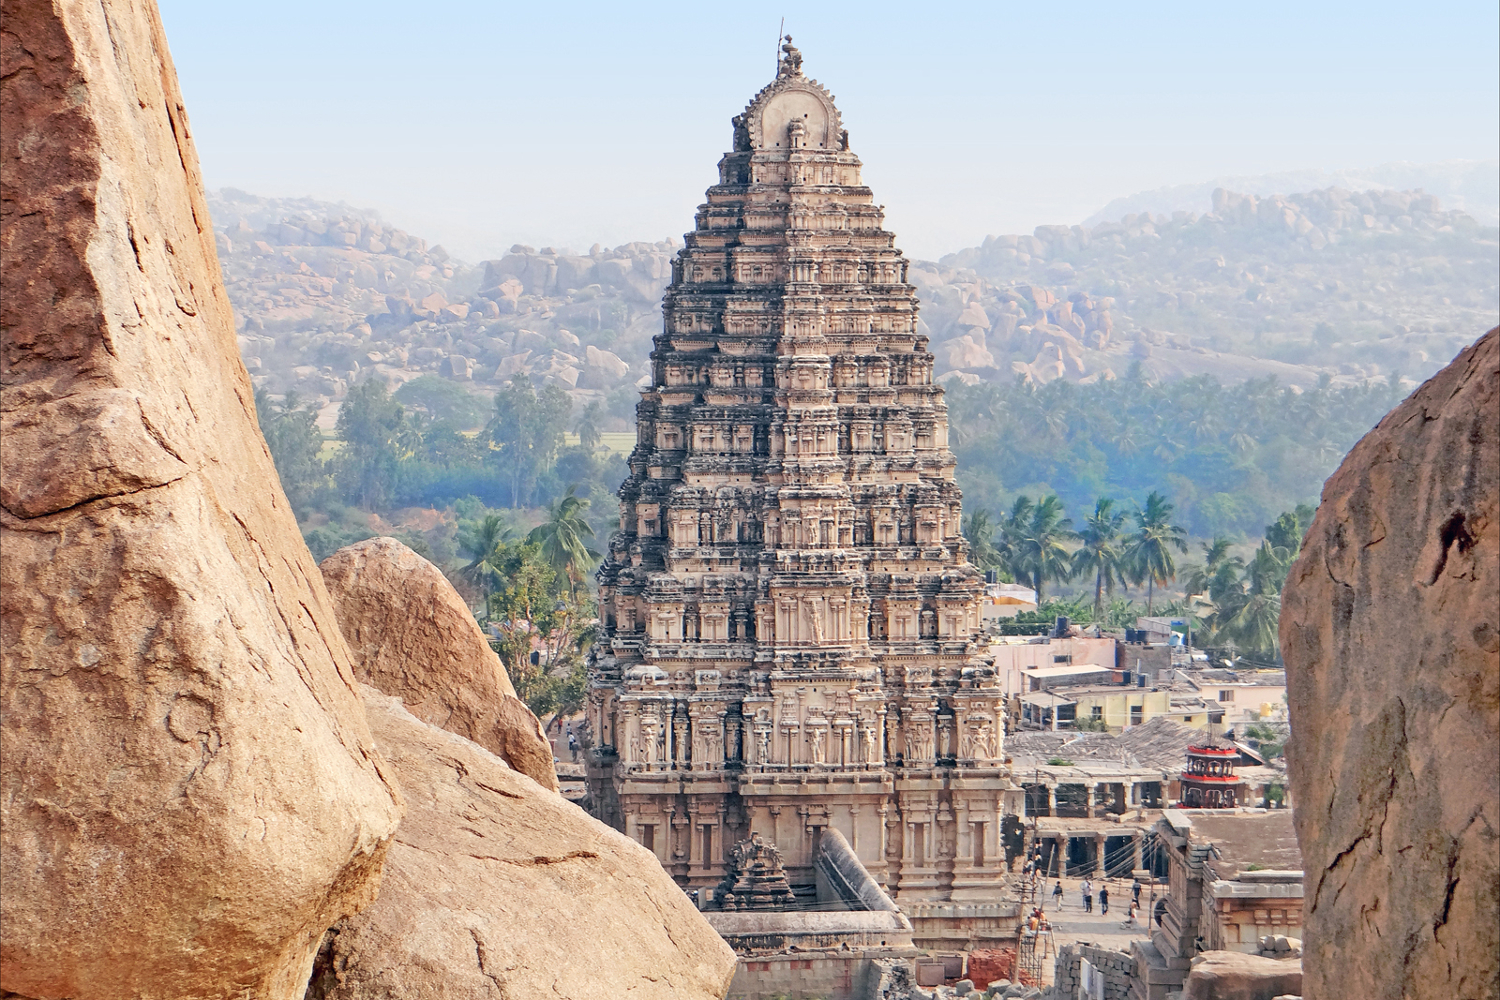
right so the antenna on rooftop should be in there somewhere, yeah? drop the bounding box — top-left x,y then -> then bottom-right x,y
776,17 -> 785,71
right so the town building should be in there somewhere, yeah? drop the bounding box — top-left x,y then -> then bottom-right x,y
988,634 -> 1117,697
1129,809 -> 1303,1000
977,581 -> 1037,622
1182,668 -> 1288,730
585,40 -> 1022,931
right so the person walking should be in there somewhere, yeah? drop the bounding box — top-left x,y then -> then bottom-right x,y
1132,877 -> 1143,906
1052,880 -> 1064,910
1099,885 -> 1110,915
567,731 -> 579,762
1081,878 -> 1093,912
1127,900 -> 1139,926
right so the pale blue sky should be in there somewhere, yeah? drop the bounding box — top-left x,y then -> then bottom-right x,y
159,1 -> 1499,261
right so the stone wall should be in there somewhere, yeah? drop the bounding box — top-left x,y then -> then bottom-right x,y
724,954 -> 886,1000
1046,944 -> 1137,1000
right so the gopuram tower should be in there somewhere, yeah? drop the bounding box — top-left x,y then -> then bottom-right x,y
587,39 -> 1020,908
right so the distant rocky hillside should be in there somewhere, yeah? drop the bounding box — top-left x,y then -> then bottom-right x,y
210,184 -> 1498,424
207,190 -> 670,429
1085,160 -> 1500,229
923,185 -> 1498,389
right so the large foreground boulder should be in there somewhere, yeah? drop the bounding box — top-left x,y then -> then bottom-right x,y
308,688 -> 738,999
0,1 -> 403,997
319,536 -> 558,790
1281,328 -> 1499,1000
1182,952 -> 1302,1000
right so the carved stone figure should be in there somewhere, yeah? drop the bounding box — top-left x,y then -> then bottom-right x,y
807,598 -> 825,644
809,727 -> 826,765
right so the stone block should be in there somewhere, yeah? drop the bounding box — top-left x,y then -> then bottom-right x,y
1183,952 -> 1302,1000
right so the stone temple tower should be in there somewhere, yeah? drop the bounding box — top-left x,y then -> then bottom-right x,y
587,39 -> 1020,907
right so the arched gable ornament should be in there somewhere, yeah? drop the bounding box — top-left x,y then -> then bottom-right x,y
741,37 -> 844,152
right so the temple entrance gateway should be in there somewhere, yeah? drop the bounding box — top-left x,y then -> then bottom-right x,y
584,41 -> 1023,927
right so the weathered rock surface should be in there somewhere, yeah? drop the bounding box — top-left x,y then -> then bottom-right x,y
0,2 -> 403,997
307,687 -> 738,1000
1182,952 -> 1303,1000
319,536 -> 558,791
1281,327 -> 1499,1000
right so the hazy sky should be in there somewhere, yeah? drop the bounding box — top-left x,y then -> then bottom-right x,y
160,1 -> 1499,261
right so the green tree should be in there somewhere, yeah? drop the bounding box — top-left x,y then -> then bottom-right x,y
1072,497 -> 1129,624
526,485 -> 600,595
1127,490 -> 1188,614
486,545 -> 597,719
394,374 -> 486,427
488,375 -> 573,507
575,401 -> 604,453
1017,494 -> 1076,602
254,388 -> 325,509
334,380 -> 406,510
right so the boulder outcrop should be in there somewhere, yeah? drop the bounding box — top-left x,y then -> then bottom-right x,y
1281,327 -> 1499,1000
319,536 -> 557,790
307,687 -> 738,1000
1182,951 -> 1303,1000
0,2 -> 403,997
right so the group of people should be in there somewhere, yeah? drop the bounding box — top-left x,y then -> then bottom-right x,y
1047,876 -> 1147,926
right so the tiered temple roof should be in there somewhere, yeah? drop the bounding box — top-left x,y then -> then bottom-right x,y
585,40 -> 1021,908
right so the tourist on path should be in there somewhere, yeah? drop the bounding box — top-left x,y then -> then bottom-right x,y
1081,878 -> 1093,912
1099,885 -> 1109,914
1052,881 -> 1064,909
1132,878 -> 1143,905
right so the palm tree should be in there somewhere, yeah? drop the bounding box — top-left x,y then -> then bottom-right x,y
1127,491 -> 1188,614
1072,497 -> 1128,624
1182,537 -> 1234,598
527,485 -> 600,595
995,495 -> 1035,584
458,514 -> 514,607
1226,542 -> 1284,656
963,508 -> 1002,571
1018,494 -> 1076,602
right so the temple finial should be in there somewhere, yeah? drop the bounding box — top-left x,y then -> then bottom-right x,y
778,34 -> 802,77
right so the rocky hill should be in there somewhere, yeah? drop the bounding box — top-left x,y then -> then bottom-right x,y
208,190 -> 669,429
923,186 -> 1498,389
212,184 -> 1498,426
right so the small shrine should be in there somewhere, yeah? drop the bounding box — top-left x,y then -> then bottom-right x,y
710,833 -> 797,910
1180,744 -> 1240,808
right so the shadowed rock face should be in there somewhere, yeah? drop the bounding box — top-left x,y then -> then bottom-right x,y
1281,328 -> 1498,1000
0,2 -> 403,997
319,536 -> 558,791
306,688 -> 739,1000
